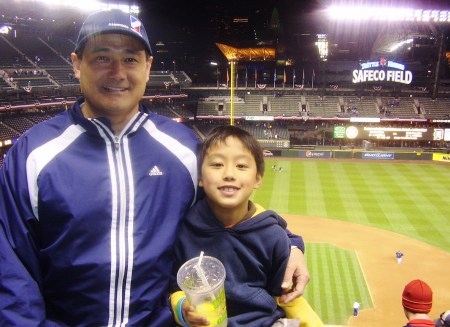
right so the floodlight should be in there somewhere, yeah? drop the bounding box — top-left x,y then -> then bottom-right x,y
316,34 -> 328,60
0,25 -> 12,34
326,5 -> 450,23
20,0 -> 140,15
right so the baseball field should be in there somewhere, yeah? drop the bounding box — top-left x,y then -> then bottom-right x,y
253,158 -> 450,326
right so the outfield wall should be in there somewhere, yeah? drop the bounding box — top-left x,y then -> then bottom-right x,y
277,149 -> 448,161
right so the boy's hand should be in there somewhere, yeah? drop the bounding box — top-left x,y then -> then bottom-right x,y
182,300 -> 210,327
279,247 -> 310,303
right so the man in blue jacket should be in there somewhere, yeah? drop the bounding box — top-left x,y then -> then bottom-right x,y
0,9 -> 309,327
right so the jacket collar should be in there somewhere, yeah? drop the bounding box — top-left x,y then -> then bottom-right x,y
69,97 -> 148,137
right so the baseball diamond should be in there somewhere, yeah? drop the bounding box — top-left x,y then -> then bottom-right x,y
253,158 -> 450,326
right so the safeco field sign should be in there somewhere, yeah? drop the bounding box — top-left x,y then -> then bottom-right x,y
352,57 -> 412,85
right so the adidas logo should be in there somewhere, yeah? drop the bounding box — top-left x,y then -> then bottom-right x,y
149,166 -> 163,176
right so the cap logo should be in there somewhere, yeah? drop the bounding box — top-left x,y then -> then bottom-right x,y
108,23 -> 129,29
130,15 -> 142,35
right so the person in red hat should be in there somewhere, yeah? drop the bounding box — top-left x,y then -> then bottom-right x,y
402,279 -> 435,327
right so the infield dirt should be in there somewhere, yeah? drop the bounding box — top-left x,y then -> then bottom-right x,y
284,214 -> 450,327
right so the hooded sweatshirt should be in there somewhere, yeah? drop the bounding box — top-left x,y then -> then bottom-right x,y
172,198 -> 297,327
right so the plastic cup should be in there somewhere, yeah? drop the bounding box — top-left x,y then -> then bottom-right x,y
177,255 -> 227,327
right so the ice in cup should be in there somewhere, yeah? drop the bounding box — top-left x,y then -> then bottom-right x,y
177,255 -> 227,327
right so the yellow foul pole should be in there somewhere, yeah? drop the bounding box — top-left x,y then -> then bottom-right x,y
230,61 -> 235,126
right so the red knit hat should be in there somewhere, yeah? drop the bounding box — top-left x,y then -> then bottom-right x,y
402,279 -> 433,313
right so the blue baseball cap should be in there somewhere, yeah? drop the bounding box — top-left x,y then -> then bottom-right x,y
436,310 -> 450,327
75,9 -> 152,55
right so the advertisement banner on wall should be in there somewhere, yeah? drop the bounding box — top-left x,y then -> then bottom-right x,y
432,153 -> 450,163
298,151 -> 333,158
362,152 -> 395,160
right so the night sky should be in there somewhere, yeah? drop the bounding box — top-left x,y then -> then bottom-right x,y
135,0 -> 449,45
136,0 -> 320,41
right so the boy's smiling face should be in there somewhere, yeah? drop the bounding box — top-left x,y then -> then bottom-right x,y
199,136 -> 262,225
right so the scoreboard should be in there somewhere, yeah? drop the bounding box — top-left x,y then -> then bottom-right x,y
333,126 -> 450,141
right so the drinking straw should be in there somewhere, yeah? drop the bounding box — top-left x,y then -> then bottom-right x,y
194,251 -> 216,300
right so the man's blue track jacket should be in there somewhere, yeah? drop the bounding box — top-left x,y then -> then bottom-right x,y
0,98 -> 199,326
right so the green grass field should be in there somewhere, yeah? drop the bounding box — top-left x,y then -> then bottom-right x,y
252,159 -> 450,325
304,243 -> 372,324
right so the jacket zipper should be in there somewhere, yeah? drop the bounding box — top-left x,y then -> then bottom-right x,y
114,136 -> 120,151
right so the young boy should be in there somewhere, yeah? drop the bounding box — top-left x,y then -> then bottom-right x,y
170,125 -> 323,327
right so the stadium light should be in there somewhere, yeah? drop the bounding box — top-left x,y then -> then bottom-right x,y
22,0 -> 140,15
210,62 -> 219,89
0,25 -> 12,34
326,6 -> 450,23
316,34 -> 328,61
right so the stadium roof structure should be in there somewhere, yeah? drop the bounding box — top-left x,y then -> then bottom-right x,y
215,43 -> 276,62
371,31 -> 432,55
